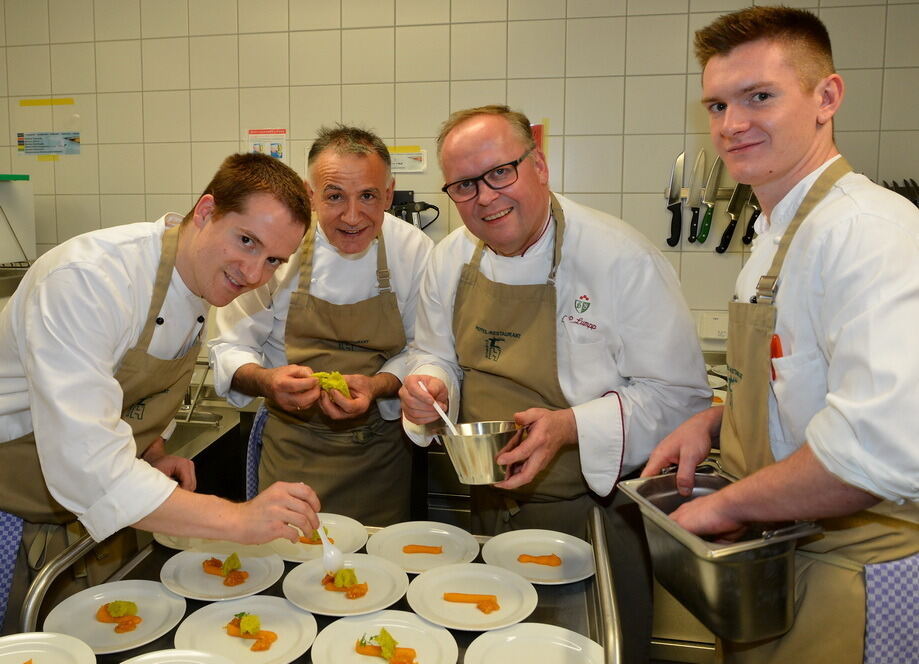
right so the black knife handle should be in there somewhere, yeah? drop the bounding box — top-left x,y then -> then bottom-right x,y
716,219 -> 738,253
666,201 -> 682,247
741,209 -> 761,244
687,207 -> 700,243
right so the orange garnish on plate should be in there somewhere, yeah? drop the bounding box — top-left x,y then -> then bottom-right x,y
443,592 -> 500,613
517,553 -> 562,566
402,544 -> 443,554
96,603 -> 142,633
226,616 -> 277,652
321,572 -> 369,599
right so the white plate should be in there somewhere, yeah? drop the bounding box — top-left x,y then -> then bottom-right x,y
366,521 -> 479,573
153,533 -> 273,558
160,549 -> 285,601
709,364 -> 728,379
269,513 -> 368,563
282,553 -> 408,617
310,609 -> 458,664
708,374 -> 728,390
43,580 -> 186,655
465,622 -> 604,663
121,649 -> 235,663
0,631 -> 95,663
712,388 -> 727,405
406,563 -> 537,631
481,529 -> 595,585
173,595 -> 317,664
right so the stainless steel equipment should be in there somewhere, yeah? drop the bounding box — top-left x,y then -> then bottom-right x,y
618,463 -> 821,643
430,420 -> 521,485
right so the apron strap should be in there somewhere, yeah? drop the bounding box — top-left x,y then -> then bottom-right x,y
375,231 -> 391,294
754,157 -> 852,304
134,224 -> 181,352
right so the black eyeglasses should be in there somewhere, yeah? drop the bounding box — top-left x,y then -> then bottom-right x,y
441,147 -> 534,203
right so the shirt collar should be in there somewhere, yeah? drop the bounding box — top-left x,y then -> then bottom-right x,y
756,155 -> 842,236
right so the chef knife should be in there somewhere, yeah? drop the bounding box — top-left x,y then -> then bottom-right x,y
665,151 -> 685,247
686,148 -> 706,243
695,156 -> 723,244
716,183 -> 751,254
741,190 -> 761,244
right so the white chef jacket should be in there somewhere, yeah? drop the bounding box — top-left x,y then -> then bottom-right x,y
0,215 -> 209,540
209,213 -> 434,419
405,194 -> 711,496
736,156 -> 919,504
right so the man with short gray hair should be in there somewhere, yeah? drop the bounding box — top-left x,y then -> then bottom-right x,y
210,125 -> 434,526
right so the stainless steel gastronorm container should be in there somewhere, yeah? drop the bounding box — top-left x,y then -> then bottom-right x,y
618,464 -> 821,643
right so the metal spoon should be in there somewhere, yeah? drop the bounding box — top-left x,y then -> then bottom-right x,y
419,380 -> 459,436
316,520 -> 343,573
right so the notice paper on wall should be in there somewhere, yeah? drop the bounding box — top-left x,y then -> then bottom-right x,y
248,128 -> 287,160
17,131 -> 80,155
389,146 -> 426,173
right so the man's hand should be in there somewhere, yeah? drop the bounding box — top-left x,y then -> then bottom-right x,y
493,408 -> 578,490
235,481 -> 321,544
668,491 -> 748,540
399,374 -> 449,425
238,363 -> 320,412
319,372 -> 400,420
641,406 -> 723,496
143,437 -> 196,490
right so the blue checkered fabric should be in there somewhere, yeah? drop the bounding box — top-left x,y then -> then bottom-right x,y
864,552 -> 919,664
245,403 -> 269,500
0,509 -> 24,631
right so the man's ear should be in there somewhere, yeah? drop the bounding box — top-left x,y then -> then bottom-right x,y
192,194 -> 216,228
532,147 -> 550,186
383,176 -> 395,210
816,73 -> 844,126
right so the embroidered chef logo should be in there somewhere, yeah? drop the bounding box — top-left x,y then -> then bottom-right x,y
475,325 -> 520,362
574,294 -> 590,314
485,337 -> 503,361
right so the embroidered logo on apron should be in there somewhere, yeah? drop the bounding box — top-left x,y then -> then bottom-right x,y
574,294 -> 590,313
474,325 -> 520,361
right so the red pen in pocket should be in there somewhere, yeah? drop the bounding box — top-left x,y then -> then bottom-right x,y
770,334 -> 783,380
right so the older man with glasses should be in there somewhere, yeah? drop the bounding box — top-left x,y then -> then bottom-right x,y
399,105 -> 711,664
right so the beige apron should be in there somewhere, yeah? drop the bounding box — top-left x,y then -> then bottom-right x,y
718,158 -> 919,663
259,225 -> 412,526
454,196 -> 654,664
0,224 -> 202,631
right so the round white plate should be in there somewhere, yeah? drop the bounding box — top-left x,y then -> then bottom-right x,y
282,553 -> 408,617
710,364 -> 728,379
465,622 -> 604,663
153,533 -> 272,558
0,631 -> 95,663
269,513 -> 368,563
406,563 -> 537,631
481,529 -> 595,585
366,521 -> 479,574
311,610 -> 458,664
712,388 -> 727,405
43,579 -> 186,655
121,649 -> 235,663
173,595 -> 317,664
160,549 -> 285,601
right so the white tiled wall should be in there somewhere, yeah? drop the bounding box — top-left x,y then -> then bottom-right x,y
3,0 -> 918,344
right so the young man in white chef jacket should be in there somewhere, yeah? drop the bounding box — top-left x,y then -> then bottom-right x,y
0,153 -> 322,633
399,104 -> 712,663
642,7 -> 919,663
209,125 -> 433,526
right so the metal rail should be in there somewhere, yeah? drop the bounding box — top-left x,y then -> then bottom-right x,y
20,532 -> 96,633
589,505 -> 622,664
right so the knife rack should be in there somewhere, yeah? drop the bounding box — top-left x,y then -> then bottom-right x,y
673,186 -> 738,201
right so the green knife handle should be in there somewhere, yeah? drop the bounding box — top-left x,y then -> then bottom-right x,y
697,205 -> 715,243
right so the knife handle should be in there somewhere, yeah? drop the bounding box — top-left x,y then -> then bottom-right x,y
687,207 -> 700,243
696,206 -> 714,243
665,201 -> 682,247
741,209 -> 761,244
716,219 -> 738,253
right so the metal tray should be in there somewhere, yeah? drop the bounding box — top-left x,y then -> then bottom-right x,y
618,464 -> 820,643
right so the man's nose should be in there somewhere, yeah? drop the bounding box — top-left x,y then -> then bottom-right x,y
476,182 -> 501,205
343,198 -> 361,224
241,256 -> 265,286
721,105 -> 749,135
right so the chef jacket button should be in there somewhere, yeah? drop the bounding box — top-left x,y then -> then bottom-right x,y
197,315 -> 205,323
155,316 -> 164,325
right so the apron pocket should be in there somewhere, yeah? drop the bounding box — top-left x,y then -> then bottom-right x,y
772,349 -> 827,446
